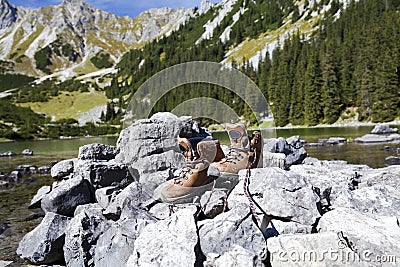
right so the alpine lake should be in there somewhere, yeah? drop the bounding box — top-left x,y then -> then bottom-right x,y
0,126 -> 399,264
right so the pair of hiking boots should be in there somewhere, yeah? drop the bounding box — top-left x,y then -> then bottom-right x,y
154,123 -> 264,204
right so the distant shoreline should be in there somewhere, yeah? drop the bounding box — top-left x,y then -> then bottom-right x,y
1,120 -> 399,142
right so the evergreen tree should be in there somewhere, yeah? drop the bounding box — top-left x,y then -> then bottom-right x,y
321,47 -> 342,124
304,47 -> 323,126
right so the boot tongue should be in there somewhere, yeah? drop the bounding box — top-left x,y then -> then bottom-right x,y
226,123 -> 249,149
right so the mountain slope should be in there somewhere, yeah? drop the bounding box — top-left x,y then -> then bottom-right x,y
0,0 -> 192,77
112,0 -> 399,126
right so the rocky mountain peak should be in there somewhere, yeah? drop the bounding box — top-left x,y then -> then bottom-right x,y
199,0 -> 213,15
62,0 -> 85,5
0,0 -> 17,29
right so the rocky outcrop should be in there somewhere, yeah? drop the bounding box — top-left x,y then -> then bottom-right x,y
41,177 -> 93,216
371,124 -> 399,134
94,206 -> 155,267
199,203 -> 266,259
229,168 -> 320,226
21,149 -> 33,156
28,185 -> 51,209
64,206 -> 111,267
74,160 -> 133,188
116,113 -> 208,193
17,113 -> 400,266
355,124 -> 400,143
127,207 -> 199,266
0,0 -> 17,30
0,0 -> 192,76
78,144 -> 119,161
199,0 -> 214,15
385,156 -> 400,165
264,136 -> 308,169
355,133 -> 400,143
318,208 -> 400,263
51,159 -> 77,179
17,212 -> 71,264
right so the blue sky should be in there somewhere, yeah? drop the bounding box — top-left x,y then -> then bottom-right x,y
11,0 -> 210,17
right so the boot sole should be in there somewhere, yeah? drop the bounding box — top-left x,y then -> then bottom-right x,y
154,181 -> 217,204
153,173 -> 241,204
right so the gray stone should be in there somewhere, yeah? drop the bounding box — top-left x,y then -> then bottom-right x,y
0,260 -> 13,267
270,136 -> 308,168
8,171 -> 22,183
178,115 -> 211,139
205,245 -> 264,267
75,160 -> 133,188
385,156 -> 400,165
285,147 -> 307,167
149,203 -> 174,220
199,203 -> 266,258
103,182 -> 149,220
361,165 -> 400,189
78,143 -> 119,161
41,177 -> 93,216
51,159 -> 77,179
95,186 -> 119,209
329,137 -> 347,143
355,133 -> 400,143
16,165 -> 37,175
64,207 -> 111,267
371,124 -> 399,134
267,232 -> 363,267
263,152 -> 286,168
267,220 -> 312,237
127,207 -> 198,266
116,113 -> 183,163
0,180 -> 9,189
0,151 -> 16,157
94,206 -> 155,267
228,168 -> 320,226
289,161 -> 372,212
17,212 -> 71,264
148,202 -> 197,220
317,208 -> 400,263
38,166 -> 51,174
139,169 -> 174,196
130,151 -> 184,175
29,186 -> 51,209
200,189 -> 228,219
74,203 -> 104,217
21,149 -> 34,156
305,142 -> 324,147
333,185 -> 400,217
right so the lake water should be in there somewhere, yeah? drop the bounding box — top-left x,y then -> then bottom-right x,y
0,126 -> 399,170
0,126 -> 399,263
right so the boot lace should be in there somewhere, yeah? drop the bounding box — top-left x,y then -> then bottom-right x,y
224,147 -> 247,164
174,159 -> 207,185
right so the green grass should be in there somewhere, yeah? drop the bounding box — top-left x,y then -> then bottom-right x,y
73,58 -> 99,75
17,25 -> 45,56
227,9 -> 318,64
18,91 -> 108,120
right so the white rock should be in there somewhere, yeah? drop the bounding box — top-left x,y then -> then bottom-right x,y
127,207 -> 198,266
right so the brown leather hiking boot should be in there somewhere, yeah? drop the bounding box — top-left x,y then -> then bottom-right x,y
198,140 -> 225,163
154,140 -> 223,203
249,131 -> 264,168
210,123 -> 250,177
